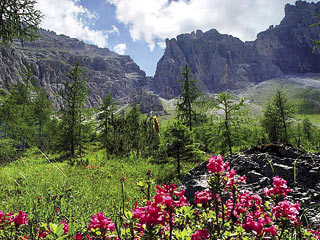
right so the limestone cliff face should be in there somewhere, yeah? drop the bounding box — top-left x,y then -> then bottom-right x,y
256,1 -> 320,73
0,29 -> 159,111
153,30 -> 282,98
153,1 -> 320,99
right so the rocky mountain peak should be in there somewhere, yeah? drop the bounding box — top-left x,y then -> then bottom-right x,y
152,1 -> 320,99
0,29 -> 162,113
283,0 -> 320,26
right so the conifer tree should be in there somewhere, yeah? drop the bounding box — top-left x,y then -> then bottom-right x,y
0,68 -> 36,150
176,64 -> 200,131
302,118 -> 312,141
126,104 -> 142,155
140,116 -> 160,157
58,63 -> 88,158
165,121 -> 202,174
262,90 -> 294,143
97,93 -> 116,152
0,68 -> 53,155
213,92 -> 244,154
33,87 -> 53,151
0,0 -> 42,45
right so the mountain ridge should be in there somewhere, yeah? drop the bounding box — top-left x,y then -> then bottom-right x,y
152,1 -> 320,99
0,29 -> 163,113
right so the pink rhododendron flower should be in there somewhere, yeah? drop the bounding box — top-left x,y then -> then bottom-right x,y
88,212 -> 115,232
13,210 -> 28,227
206,155 -> 229,173
242,216 -> 265,235
272,200 -> 300,224
154,184 -> 189,208
19,235 -> 30,240
264,225 -> 277,236
132,201 -> 165,227
238,175 -> 247,183
60,220 -> 69,234
191,229 -> 210,240
194,190 -> 214,205
0,211 -> 6,226
39,231 -> 49,239
71,233 -> 84,240
266,176 -> 291,197
309,228 -> 320,240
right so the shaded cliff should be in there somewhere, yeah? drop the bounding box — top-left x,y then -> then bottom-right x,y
0,29 -> 162,112
153,1 -> 320,99
256,1 -> 320,73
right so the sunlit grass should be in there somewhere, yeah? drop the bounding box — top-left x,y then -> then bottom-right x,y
0,147 -> 200,224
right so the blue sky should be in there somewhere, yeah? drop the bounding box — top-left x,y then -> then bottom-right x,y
36,0 -> 313,76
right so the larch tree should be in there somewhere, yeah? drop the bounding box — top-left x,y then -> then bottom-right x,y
58,63 -> 88,159
262,90 -> 294,143
0,0 -> 42,45
97,93 -> 116,152
213,92 -> 244,154
176,64 -> 200,131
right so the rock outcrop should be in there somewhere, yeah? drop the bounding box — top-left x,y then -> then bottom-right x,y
256,1 -> 320,73
0,29 -> 162,112
153,1 -> 320,99
153,30 -> 283,98
130,88 -> 164,115
181,143 -> 320,224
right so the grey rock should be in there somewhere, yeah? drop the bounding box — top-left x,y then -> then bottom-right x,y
130,88 -> 164,114
256,1 -> 320,73
153,1 -> 320,99
181,143 -> 320,225
0,29 -> 162,113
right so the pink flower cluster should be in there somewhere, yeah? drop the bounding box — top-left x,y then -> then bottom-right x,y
264,176 -> 291,197
191,229 -> 209,240
193,155 -> 306,239
1,156 -> 320,239
132,183 -> 189,231
13,210 -> 28,227
154,184 -> 189,208
60,220 -> 69,234
88,212 -> 115,232
310,228 -> 320,240
272,200 -> 300,223
132,201 -> 166,227
0,210 -> 28,228
206,155 -> 229,173
194,190 -> 213,205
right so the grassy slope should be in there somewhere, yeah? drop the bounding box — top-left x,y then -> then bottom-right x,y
237,75 -> 320,125
0,147 -> 199,223
2,74 -> 320,224
159,74 -> 320,125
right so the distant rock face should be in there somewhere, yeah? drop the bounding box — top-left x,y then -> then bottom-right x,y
130,88 -> 164,114
181,144 -> 320,225
153,1 -> 320,99
0,29 -> 159,111
256,1 -> 320,73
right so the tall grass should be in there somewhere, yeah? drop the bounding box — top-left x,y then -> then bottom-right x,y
0,147 -> 198,225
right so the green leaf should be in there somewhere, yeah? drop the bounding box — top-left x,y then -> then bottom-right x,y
56,224 -> 65,237
49,223 -> 57,233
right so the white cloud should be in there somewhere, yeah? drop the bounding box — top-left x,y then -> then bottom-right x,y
157,41 -> 166,49
36,0 -> 118,48
107,0 -> 313,50
108,25 -> 120,36
113,43 -> 127,55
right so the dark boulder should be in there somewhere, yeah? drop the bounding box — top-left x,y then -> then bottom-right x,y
181,143 -> 320,225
